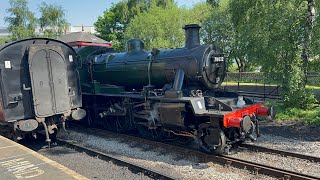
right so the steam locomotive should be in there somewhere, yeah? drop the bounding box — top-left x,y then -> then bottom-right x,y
0,38 -> 85,145
78,24 -> 272,154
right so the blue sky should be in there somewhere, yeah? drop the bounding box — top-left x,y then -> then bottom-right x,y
0,0 -> 205,27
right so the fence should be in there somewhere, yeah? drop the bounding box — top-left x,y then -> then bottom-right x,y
224,72 -> 320,86
222,72 -> 320,101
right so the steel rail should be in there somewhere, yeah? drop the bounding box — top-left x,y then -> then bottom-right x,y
240,143 -> 320,163
216,156 -> 318,180
57,139 -> 175,180
67,126 -> 320,180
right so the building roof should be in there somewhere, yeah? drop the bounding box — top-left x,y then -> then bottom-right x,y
56,32 -> 112,47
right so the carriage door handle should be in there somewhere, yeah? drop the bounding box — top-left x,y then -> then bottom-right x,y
23,84 -> 31,91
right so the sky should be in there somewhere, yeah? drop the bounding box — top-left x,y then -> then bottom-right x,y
0,0 -> 205,27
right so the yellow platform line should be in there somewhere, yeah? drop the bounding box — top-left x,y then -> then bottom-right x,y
0,136 -> 89,180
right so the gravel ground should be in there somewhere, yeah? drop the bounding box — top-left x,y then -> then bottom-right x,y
27,142 -> 152,180
229,149 -> 320,177
247,134 -> 320,157
260,121 -> 320,141
58,129 -> 273,180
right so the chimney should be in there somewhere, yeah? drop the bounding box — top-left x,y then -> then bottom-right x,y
183,24 -> 201,48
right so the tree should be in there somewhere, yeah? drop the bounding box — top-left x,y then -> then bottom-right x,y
202,0 -> 258,72
310,2 -> 320,72
125,4 -> 184,50
38,2 -> 69,38
227,0 -> 317,108
310,3 -> 320,69
94,0 -> 174,51
301,0 -> 316,85
206,0 -> 220,7
4,0 -> 36,40
125,3 -> 211,50
312,2 -> 320,50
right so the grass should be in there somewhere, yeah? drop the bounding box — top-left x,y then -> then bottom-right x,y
306,85 -> 320,90
265,102 -> 320,126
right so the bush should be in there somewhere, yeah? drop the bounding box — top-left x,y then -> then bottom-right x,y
0,36 -> 10,45
266,102 -> 320,126
282,89 -> 317,109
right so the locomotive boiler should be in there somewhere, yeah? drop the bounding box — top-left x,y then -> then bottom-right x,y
91,24 -> 224,90
0,38 -> 85,145
79,24 -> 272,154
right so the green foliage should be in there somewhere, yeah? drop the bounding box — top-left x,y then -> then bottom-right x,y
206,0 -> 220,7
125,3 -> 212,50
4,0 -> 37,40
230,1 -> 306,72
267,102 -> 320,126
187,2 -> 213,25
38,2 -> 69,38
282,88 -> 317,109
0,37 -> 10,45
94,1 -> 127,51
227,64 -> 239,73
94,0 -> 175,51
125,4 -> 184,49
310,2 -> 320,70
202,0 -> 320,108
201,0 -> 259,72
224,0 -> 318,108
4,0 -> 69,40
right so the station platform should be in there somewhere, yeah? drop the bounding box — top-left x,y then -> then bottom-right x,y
0,135 -> 88,180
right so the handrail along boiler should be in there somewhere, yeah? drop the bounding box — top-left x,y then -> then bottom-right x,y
79,24 -> 272,154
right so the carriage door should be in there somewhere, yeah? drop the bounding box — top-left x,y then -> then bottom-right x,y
28,45 -> 71,117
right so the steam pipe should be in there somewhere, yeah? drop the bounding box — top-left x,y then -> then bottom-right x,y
41,121 -> 51,148
147,55 -> 153,86
173,69 -> 185,91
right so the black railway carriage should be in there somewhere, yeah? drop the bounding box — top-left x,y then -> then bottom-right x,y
0,38 -> 85,144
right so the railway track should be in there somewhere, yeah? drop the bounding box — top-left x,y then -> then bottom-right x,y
57,138 -> 175,180
239,143 -> 320,163
65,125 -> 320,180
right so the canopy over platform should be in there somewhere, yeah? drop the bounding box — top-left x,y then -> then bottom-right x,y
57,32 -> 112,48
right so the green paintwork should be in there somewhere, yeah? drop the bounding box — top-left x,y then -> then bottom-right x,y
76,46 -> 126,94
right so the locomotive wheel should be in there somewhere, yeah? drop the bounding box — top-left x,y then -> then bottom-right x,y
137,125 -> 163,141
245,121 -> 258,141
105,116 -> 130,133
81,109 -> 94,127
197,123 -> 227,155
